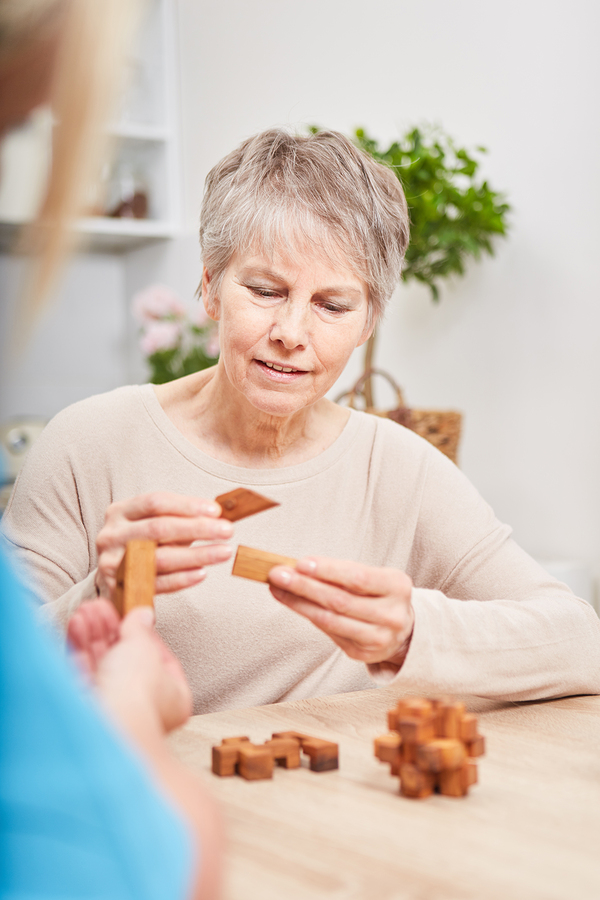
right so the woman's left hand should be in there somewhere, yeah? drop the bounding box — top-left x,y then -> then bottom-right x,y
268,557 -> 414,668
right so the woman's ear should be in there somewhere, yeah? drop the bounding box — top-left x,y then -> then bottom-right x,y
357,318 -> 376,348
202,267 -> 220,321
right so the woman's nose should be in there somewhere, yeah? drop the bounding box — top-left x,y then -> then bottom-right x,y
269,304 -> 309,350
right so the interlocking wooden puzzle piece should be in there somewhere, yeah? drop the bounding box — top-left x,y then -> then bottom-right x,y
416,739 -> 467,774
212,732 -> 338,779
439,701 -> 467,738
301,738 -> 339,772
113,540 -> 156,617
237,744 -> 274,781
399,764 -> 436,799
465,734 -> 485,757
211,737 -> 251,776
232,545 -> 297,583
376,695 -> 484,800
398,716 -> 436,745
263,738 -> 302,768
216,488 -> 279,522
438,762 -> 472,797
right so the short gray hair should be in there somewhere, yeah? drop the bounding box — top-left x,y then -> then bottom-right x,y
199,129 -> 410,323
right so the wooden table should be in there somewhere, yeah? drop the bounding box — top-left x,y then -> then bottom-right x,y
170,685 -> 600,900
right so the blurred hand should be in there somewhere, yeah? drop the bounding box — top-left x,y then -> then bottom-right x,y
68,598 -> 192,734
268,557 -> 414,668
95,492 -> 233,599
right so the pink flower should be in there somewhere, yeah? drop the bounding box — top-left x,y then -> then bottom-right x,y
132,284 -> 186,323
140,320 -> 182,356
205,327 -> 220,358
191,301 -> 210,327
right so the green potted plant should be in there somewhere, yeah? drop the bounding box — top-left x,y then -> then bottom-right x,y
349,125 -> 510,405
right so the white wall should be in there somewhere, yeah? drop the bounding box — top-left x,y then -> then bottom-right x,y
2,0 -> 599,599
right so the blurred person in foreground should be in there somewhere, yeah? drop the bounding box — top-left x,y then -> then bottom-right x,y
5,121 -> 600,713
0,1 -> 222,897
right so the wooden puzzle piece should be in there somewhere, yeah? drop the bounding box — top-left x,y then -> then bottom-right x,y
113,540 -> 156,617
375,696 -> 485,800
232,545 -> 297,583
212,732 -> 339,779
215,488 -> 279,522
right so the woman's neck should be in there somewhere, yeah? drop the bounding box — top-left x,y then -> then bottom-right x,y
153,366 -> 350,469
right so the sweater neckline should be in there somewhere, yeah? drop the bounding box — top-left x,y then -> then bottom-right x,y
137,382 -> 369,486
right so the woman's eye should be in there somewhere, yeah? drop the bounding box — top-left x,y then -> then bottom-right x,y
319,302 -> 348,315
249,286 -> 280,299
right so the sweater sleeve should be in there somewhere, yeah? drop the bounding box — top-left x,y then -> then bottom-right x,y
368,435 -> 600,700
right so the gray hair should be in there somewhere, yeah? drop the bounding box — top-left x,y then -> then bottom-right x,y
199,129 -> 410,324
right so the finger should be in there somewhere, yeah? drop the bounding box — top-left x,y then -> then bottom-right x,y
270,585 -> 394,650
268,566 -> 401,626
155,543 -> 232,573
155,568 -> 207,594
67,609 -> 91,652
295,556 -> 404,597
102,514 -> 234,548
117,492 -> 221,522
121,604 -> 156,638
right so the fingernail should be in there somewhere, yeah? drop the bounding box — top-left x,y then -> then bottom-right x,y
217,521 -> 234,536
298,557 -> 317,574
273,567 -> 292,585
199,501 -> 220,516
136,606 -> 155,627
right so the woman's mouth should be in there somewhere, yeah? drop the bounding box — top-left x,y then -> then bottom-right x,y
255,359 -> 307,379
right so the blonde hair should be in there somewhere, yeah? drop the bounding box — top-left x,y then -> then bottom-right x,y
200,129 -> 410,325
0,0 -> 142,322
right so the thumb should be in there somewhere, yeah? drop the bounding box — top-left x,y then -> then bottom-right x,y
121,605 -> 155,638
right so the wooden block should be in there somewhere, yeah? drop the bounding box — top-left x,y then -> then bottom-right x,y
439,702 -> 466,739
465,734 -> 486,758
216,488 -> 279,522
399,764 -> 435,799
438,763 -> 470,797
416,739 -> 467,774
398,716 -> 436,744
374,733 -> 402,765
237,744 -> 274,781
232,545 -> 297,583
400,741 -> 417,765
272,731 -> 312,744
459,713 -> 479,742
113,540 -> 156,617
403,698 -> 434,719
263,737 -> 301,768
300,738 -> 339,772
211,737 -> 251,776
464,759 -> 478,787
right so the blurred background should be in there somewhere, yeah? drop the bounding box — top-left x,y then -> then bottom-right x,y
1,0 -> 598,607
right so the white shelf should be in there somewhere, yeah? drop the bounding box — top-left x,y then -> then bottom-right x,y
0,0 -> 180,255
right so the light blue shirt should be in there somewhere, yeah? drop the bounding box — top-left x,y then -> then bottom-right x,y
0,545 -> 194,899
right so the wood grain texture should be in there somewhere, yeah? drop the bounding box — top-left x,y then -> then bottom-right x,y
169,687 -> 600,900
113,540 -> 156,617
232,545 -> 297,583
216,488 -> 279,522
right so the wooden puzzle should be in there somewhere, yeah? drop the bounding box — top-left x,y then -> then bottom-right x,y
212,732 -> 339,780
374,697 -> 485,798
232,545 -> 297,583
113,540 -> 156,617
216,488 -> 279,522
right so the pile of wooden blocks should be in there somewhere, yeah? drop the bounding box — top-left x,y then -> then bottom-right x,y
374,697 -> 485,799
212,732 -> 339,781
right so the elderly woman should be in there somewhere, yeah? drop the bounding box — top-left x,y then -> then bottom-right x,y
4,128 -> 600,712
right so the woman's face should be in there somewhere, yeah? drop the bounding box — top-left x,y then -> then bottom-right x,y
203,247 -> 373,418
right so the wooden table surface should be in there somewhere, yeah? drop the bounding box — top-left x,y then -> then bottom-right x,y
169,685 -> 600,900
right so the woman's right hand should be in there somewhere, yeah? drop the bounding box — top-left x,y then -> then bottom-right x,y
95,492 -> 233,598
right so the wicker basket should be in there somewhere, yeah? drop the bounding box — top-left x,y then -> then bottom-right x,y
337,368 -> 462,465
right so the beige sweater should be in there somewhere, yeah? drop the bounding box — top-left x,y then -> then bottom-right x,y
3,384 -> 600,713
